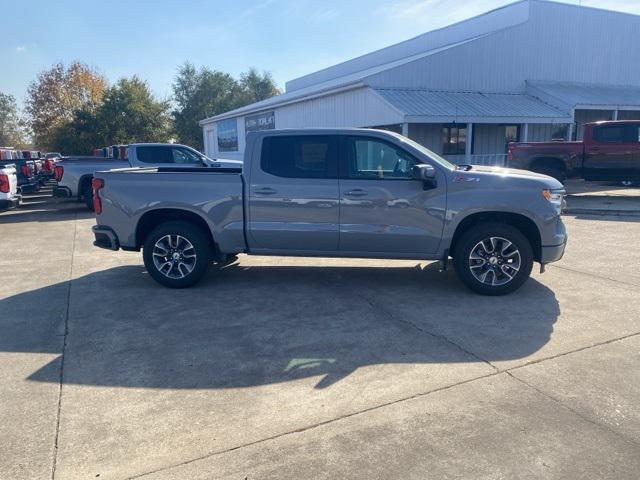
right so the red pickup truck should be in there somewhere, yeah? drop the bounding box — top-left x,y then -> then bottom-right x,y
508,120 -> 640,184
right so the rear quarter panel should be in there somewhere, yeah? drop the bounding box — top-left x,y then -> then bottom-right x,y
96,170 -> 245,252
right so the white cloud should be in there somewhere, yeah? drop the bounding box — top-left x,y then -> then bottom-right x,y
15,45 -> 26,53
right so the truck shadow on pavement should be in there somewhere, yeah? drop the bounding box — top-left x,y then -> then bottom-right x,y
1,262 -> 560,390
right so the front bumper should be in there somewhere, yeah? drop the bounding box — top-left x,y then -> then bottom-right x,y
541,237 -> 567,264
92,225 -> 120,251
53,186 -> 73,198
0,194 -> 22,210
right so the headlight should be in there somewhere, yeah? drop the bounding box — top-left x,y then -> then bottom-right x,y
543,189 -> 565,214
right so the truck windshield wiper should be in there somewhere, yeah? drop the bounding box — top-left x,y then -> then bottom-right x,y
456,164 -> 473,171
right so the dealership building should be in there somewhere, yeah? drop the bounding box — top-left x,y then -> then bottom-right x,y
200,0 -> 640,166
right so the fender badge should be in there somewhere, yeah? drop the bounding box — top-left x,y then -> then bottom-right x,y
454,176 -> 480,183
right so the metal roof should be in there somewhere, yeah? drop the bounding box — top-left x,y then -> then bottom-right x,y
199,36 -> 487,125
527,81 -> 640,109
373,88 -> 571,122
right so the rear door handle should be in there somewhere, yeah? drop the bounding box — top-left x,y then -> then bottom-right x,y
345,189 -> 368,197
254,187 -> 277,195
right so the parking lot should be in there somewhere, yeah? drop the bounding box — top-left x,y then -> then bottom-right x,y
2,187 -> 640,480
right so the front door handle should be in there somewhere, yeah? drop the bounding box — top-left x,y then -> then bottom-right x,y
345,189 -> 368,197
254,187 -> 277,195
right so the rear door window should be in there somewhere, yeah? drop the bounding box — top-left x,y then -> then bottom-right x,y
136,146 -> 173,164
593,125 -> 638,143
260,135 -> 337,179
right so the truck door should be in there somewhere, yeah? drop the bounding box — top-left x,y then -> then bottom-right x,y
248,134 -> 340,252
584,124 -> 638,181
338,136 -> 446,255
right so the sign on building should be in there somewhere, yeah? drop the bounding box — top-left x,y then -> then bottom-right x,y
245,111 -> 275,134
217,119 -> 238,152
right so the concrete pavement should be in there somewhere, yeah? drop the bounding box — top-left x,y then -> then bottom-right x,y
1,191 -> 639,479
564,179 -> 640,216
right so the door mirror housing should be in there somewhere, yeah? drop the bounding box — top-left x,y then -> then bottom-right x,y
411,164 -> 436,181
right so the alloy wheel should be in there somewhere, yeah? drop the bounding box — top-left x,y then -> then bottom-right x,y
468,236 -> 521,286
152,234 -> 197,279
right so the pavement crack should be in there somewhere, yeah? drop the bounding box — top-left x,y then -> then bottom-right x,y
548,264 -> 640,289
506,331 -> 640,373
127,369 -> 503,479
128,330 -> 640,479
50,213 -> 77,480
349,285 -> 500,373
506,370 -> 640,449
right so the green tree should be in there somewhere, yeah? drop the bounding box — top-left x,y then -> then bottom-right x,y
49,76 -> 172,154
49,109 -> 100,155
172,63 -> 281,150
25,62 -> 106,149
172,63 -> 241,150
94,76 -> 172,145
238,68 -> 281,105
0,92 -> 27,148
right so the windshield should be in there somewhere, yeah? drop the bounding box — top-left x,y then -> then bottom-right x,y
397,135 -> 455,170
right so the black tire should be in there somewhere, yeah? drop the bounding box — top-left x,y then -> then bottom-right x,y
531,164 -> 566,184
82,182 -> 94,211
142,221 -> 212,288
453,223 -> 534,296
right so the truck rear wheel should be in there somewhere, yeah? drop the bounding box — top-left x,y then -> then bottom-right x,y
142,221 -> 212,288
531,164 -> 566,184
453,223 -> 533,296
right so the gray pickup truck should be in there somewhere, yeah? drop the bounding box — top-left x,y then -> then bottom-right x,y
53,143 -> 242,210
92,129 -> 567,295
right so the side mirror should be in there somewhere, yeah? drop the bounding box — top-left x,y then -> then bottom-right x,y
411,164 -> 436,181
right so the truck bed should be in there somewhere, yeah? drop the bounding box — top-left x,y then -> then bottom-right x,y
95,167 -> 245,252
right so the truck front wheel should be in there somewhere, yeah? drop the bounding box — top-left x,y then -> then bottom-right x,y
142,221 -> 212,288
453,223 -> 533,296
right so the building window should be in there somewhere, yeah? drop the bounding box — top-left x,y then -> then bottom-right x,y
217,119 -> 238,152
552,124 -> 569,141
504,125 -> 520,152
442,124 -> 467,155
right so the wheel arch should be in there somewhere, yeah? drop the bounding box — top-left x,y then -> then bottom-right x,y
529,156 -> 568,174
450,211 -> 542,262
135,208 -> 216,253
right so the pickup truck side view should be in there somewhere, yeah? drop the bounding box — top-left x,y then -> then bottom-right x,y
92,129 -> 568,296
53,143 -> 242,210
508,120 -> 640,184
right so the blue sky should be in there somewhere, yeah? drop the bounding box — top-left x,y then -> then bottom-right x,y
2,0 -> 639,108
